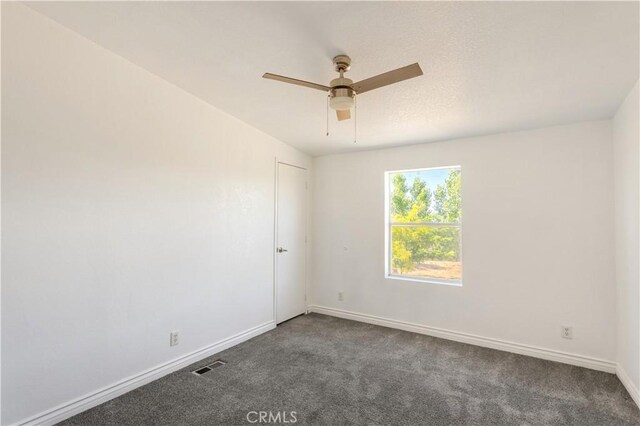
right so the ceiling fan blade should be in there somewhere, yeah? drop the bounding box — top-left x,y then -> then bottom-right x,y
336,109 -> 351,121
352,63 -> 423,94
262,73 -> 330,92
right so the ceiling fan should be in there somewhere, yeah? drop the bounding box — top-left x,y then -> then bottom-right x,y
263,55 -> 423,122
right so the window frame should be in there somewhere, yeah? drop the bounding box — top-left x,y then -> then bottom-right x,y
384,166 -> 463,287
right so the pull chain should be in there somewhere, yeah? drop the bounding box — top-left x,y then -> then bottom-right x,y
326,94 -> 330,136
353,95 -> 357,144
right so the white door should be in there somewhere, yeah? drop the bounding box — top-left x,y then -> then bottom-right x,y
276,162 -> 307,324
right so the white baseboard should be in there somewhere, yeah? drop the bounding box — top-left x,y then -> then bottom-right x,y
16,321 -> 276,426
14,309 -> 636,425
616,364 -> 640,409
307,305 -> 617,374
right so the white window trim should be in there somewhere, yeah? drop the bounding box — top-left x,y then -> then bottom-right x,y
384,167 -> 463,287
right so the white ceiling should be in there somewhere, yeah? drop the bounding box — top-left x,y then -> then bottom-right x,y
27,1 -> 639,156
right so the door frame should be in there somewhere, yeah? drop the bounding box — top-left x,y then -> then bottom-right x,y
273,158 -> 308,324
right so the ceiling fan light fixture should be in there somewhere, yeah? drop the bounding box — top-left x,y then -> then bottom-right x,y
330,87 -> 355,111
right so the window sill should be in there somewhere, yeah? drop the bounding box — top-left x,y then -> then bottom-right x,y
385,274 -> 463,287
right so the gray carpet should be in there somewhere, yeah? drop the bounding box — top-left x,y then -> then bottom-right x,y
60,313 -> 639,425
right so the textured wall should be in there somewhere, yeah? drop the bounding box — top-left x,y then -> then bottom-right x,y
614,80 -> 639,392
1,4 -> 309,424
311,121 -> 615,363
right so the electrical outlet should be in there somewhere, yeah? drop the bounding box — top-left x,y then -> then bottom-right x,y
170,331 -> 179,347
561,326 -> 573,340
338,292 -> 344,301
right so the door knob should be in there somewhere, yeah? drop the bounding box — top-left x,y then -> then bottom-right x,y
277,247 -> 288,253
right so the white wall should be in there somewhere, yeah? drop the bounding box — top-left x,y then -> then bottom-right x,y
1,4 -> 310,425
613,80 -> 639,394
311,121 -> 615,362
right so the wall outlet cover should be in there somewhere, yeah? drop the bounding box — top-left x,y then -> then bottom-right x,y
170,331 -> 179,346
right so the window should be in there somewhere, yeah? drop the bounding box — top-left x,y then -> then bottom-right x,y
385,166 -> 462,285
